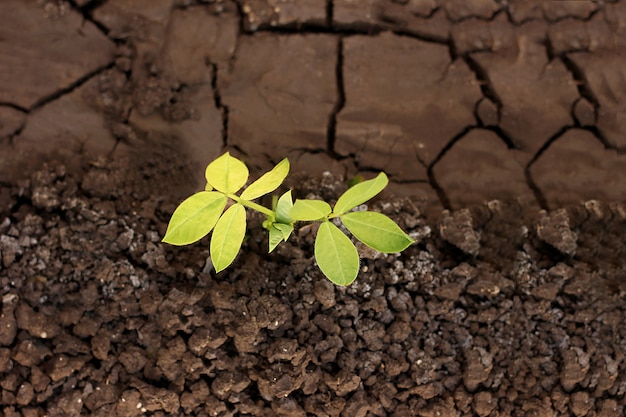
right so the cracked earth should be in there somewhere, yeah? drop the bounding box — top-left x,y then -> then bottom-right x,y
1,0 -> 626,416
2,0 -> 626,209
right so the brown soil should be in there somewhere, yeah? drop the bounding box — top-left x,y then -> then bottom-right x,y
1,0 -> 626,416
1,154 -> 626,417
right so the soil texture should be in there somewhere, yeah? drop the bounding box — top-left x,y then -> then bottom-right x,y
2,0 -> 626,207
0,158 -> 625,416
1,1 -> 626,416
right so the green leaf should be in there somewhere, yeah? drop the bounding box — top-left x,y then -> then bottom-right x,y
162,191 -> 227,245
290,199 -> 331,221
341,211 -> 414,253
275,222 -> 293,240
315,222 -> 360,286
268,223 -> 293,252
269,226 -> 283,253
275,190 -> 293,224
240,158 -> 290,200
205,152 -> 249,194
333,172 -> 388,215
210,204 -> 247,273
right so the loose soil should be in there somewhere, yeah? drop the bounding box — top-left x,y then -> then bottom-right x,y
1,1 -> 626,416
1,155 -> 625,416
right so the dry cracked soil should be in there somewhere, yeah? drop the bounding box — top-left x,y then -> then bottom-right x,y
1,0 -> 626,416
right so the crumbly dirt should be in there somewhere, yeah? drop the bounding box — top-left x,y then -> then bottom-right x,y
0,156 -> 625,416
2,1 -> 626,416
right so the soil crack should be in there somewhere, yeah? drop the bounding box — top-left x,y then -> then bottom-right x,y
29,62 -> 115,112
558,53 -> 600,126
525,125 -> 575,210
461,54 -> 504,125
447,8 -> 507,24
0,102 -> 29,114
428,125 -> 478,210
210,63 -> 229,148
391,28 -> 448,45
544,6 -> 602,24
326,36 -> 345,158
246,24 -> 453,46
67,0 -> 112,38
326,0 -> 333,28
483,125 -> 518,149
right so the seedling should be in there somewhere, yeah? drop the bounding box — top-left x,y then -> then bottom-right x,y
162,152 -> 413,286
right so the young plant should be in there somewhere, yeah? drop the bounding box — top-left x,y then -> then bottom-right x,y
162,152 -> 413,286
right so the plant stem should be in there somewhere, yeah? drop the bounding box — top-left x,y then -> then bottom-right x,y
228,194 -> 274,217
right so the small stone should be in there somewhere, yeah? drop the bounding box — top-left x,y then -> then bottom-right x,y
46,354 -> 89,382
119,346 -> 148,374
0,297 -> 17,345
473,391 -> 495,416
0,348 -> 12,373
570,391 -> 592,417
15,303 -> 61,339
271,397 -> 307,417
16,382 -> 35,406
12,340 -> 51,367
313,279 -> 336,309
463,348 -> 492,391
0,235 -> 21,267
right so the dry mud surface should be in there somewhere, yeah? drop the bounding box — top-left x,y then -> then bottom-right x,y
1,0 -> 626,416
2,0 -> 626,207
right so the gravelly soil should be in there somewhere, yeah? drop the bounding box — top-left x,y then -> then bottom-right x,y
1,157 -> 625,416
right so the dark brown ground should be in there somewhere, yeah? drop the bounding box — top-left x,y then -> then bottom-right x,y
1,0 -> 626,416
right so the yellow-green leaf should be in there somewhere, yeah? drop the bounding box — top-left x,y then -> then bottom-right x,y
333,172 -> 388,215
268,223 -> 293,252
269,226 -> 282,253
341,211 -> 413,253
240,158 -> 290,200
275,190 -> 293,224
290,199 -> 331,221
210,204 -> 247,273
162,191 -> 227,245
315,222 -> 359,286
205,152 -> 249,194
276,222 -> 293,240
